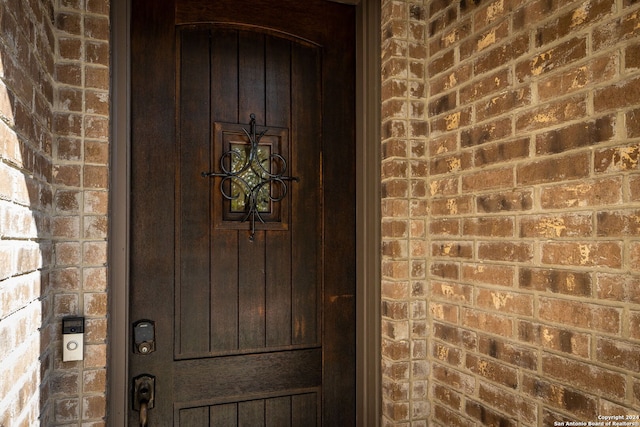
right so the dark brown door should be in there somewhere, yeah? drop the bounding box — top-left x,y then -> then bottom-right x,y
129,0 -> 355,425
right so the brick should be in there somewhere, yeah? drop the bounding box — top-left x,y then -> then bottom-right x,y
628,108 -> 640,138
596,338 -> 640,372
432,341 -> 463,366
430,262 -> 459,280
433,322 -> 477,351
631,242 -> 640,272
431,242 -> 473,259
538,297 -> 621,333
462,167 -> 513,192
596,273 -> 640,304
461,117 -> 512,147
430,196 -> 472,216
430,107 -> 472,133
471,137 -> 523,172
465,353 -> 518,388
476,190 -> 533,213
433,383 -> 462,410
631,311 -> 640,340
475,288 -> 533,316
538,54 -> 617,101
83,216 -> 108,239
517,153 -> 590,185
430,152 -> 472,176
597,209 -> 640,236
58,37 -> 82,60
428,92 -> 456,116
519,213 -> 593,238
535,116 -> 615,155
542,353 -> 625,398
432,363 -> 476,395
382,138 -> 407,159
427,176 -> 458,197
429,218 -> 459,236
474,33 -> 530,76
463,216 -> 514,237
56,12 -> 82,35
431,281 -> 472,303
541,241 -> 622,268
382,220 -> 408,238
55,63 -> 82,86
382,339 -> 410,361
466,400 -> 516,427
84,15 -> 109,40
519,268 -> 592,296
462,309 -> 514,338
593,8 -> 640,51
381,179 -> 409,198
383,240 -> 407,258
462,263 -> 515,287
429,65 -> 472,95
516,37 -> 588,82
476,87 -> 531,122
430,302 -> 459,323
595,144 -> 640,173
515,96 -> 587,132
461,20 -> 511,59
57,137 -> 82,161
594,76 -> 640,112
382,259 -> 409,280
382,300 -> 408,320
518,320 -> 590,358
478,382 -> 537,424
478,241 -> 533,263
85,66 -> 109,90
540,178 -> 623,209
522,374 -> 597,419
534,0 -> 615,47
477,335 -> 537,370
433,403 -> 469,427
82,394 -> 106,420
627,43 -> 640,69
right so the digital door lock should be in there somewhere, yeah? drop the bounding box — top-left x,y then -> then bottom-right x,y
133,320 -> 156,355
62,316 -> 84,362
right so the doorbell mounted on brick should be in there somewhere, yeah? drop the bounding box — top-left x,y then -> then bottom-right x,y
62,316 -> 84,362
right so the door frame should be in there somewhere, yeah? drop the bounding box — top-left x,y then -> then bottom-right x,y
108,0 -> 381,425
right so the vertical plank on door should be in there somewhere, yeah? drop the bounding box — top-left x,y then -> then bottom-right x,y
238,231 -> 266,349
265,396 -> 292,427
236,29 -> 268,351
239,32 -> 266,125
211,29 -> 240,352
291,44 -> 321,346
177,28 -> 212,356
238,400 -> 265,427
265,36 -> 292,348
179,406 -> 209,425
210,403 -> 237,427
292,393 -> 318,426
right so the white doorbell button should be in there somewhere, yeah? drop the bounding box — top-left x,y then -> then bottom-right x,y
62,316 -> 84,362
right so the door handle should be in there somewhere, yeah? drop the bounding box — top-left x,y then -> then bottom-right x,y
133,374 -> 155,427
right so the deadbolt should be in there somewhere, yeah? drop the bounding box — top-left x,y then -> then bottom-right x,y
133,320 -> 156,355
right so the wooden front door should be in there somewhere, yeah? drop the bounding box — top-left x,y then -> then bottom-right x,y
129,0 -> 356,425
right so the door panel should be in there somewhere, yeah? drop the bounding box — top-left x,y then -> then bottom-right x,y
176,27 -> 321,359
130,1 -> 355,425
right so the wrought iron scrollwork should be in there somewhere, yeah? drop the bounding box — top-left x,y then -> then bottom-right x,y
202,114 -> 298,240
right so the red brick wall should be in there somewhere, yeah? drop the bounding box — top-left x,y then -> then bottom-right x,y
0,0 -> 109,425
0,0 -> 55,424
382,0 -> 640,425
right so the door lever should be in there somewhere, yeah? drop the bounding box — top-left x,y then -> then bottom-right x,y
133,374 -> 155,427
